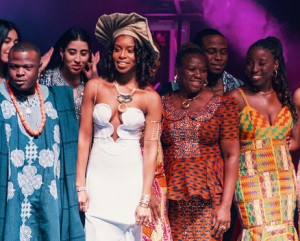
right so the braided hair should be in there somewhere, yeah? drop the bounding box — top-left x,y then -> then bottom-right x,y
247,36 -> 298,122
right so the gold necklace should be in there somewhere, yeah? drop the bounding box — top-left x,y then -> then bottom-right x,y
179,92 -> 201,109
114,83 -> 137,112
259,89 -> 274,95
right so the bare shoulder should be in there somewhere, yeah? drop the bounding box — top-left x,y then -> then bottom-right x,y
83,77 -> 109,101
85,77 -> 108,89
143,86 -> 161,104
226,88 -> 240,99
85,77 -> 112,93
293,88 -> 300,106
225,87 -> 245,111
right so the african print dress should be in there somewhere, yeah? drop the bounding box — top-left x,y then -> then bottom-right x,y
235,89 -> 298,240
161,94 -> 239,241
142,142 -> 173,241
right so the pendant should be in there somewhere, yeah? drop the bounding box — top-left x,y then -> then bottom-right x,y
181,100 -> 191,109
118,103 -> 128,113
117,94 -> 132,103
25,107 -> 32,115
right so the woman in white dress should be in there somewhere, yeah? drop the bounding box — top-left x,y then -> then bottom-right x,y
76,13 -> 162,241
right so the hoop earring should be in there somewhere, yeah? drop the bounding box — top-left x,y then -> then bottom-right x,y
203,79 -> 208,86
273,70 -> 278,77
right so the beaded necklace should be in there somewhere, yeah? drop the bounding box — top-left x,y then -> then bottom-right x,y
6,80 -> 46,136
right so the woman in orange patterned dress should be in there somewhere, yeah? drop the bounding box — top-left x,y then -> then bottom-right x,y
228,36 -> 300,240
161,43 -> 240,240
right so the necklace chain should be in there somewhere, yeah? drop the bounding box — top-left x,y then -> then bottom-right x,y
113,83 -> 137,112
179,92 -> 201,109
6,80 -> 46,136
259,89 -> 274,95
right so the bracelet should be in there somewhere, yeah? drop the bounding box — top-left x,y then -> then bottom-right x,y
138,194 -> 151,208
76,186 -> 87,192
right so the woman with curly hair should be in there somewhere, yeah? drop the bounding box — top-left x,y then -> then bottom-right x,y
228,36 -> 300,240
76,13 -> 162,241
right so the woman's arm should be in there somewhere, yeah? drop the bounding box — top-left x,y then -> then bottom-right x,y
289,88 -> 300,151
212,95 -> 240,238
136,90 -> 162,225
76,78 -> 100,212
212,139 -> 239,239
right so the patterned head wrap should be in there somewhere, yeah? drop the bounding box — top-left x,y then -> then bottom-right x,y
95,12 -> 159,60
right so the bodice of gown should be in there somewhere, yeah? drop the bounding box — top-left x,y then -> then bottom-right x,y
93,103 -> 145,141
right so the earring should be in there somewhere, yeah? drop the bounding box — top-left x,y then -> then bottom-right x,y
203,79 -> 208,86
173,74 -> 179,83
171,75 -> 180,91
273,70 -> 278,77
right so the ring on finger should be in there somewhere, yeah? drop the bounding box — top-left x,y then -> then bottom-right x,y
219,225 -> 226,230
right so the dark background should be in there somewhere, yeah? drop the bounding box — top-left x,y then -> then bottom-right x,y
1,0 -> 300,91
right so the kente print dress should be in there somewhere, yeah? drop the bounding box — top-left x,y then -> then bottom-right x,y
161,94 -> 239,240
235,89 -> 298,240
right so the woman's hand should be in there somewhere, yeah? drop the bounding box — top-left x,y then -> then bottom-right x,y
212,203 -> 231,238
135,206 -> 152,226
39,47 -> 54,73
149,195 -> 161,223
77,190 -> 89,212
83,51 -> 100,79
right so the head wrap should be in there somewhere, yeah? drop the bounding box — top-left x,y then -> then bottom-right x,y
95,12 -> 159,60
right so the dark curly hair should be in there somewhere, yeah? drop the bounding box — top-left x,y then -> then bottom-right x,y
176,42 -> 206,69
100,37 -> 155,89
247,36 -> 298,122
193,28 -> 225,49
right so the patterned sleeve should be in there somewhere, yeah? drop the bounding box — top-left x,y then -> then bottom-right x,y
219,95 -> 239,141
38,70 -> 51,86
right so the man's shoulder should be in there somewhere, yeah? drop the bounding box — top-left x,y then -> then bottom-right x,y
222,71 -> 244,92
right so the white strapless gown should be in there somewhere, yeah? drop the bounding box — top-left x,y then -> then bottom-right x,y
85,103 -> 145,241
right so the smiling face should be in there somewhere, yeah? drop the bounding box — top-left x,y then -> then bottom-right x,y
245,46 -> 278,88
112,35 -> 136,75
202,35 -> 228,75
60,39 -> 90,75
178,53 -> 208,95
8,50 -> 40,95
1,29 -> 19,63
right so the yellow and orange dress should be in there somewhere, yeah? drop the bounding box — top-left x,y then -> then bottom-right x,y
161,94 -> 239,240
235,89 -> 298,240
